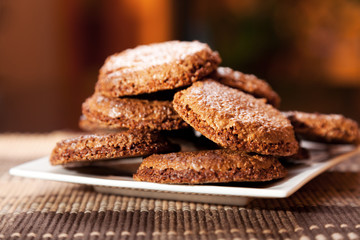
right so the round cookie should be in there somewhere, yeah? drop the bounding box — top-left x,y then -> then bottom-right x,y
133,149 -> 287,184
212,67 -> 281,107
50,130 -> 180,166
283,111 -> 360,144
95,41 -> 221,97
173,80 -> 299,156
82,93 -> 189,131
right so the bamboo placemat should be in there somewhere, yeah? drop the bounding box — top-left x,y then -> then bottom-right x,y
0,132 -> 360,240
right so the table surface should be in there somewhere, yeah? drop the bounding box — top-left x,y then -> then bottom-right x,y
1,132 -> 360,240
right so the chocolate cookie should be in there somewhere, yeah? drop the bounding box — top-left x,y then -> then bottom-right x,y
173,80 -> 299,156
82,93 -> 188,130
133,149 -> 287,184
50,130 -> 180,166
283,111 -> 360,144
212,67 -> 281,107
96,41 -> 221,97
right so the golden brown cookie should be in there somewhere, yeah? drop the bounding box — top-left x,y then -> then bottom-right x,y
173,80 -> 299,156
82,93 -> 188,130
212,67 -> 281,107
283,111 -> 360,144
133,149 -> 287,184
96,41 -> 221,97
50,130 -> 180,166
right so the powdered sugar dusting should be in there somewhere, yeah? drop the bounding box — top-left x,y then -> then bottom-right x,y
188,80 -> 289,130
102,41 -> 209,74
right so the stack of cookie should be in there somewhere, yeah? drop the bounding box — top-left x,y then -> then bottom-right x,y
50,41 -> 221,168
134,79 -> 298,183
50,40 -> 360,185
80,41 -> 221,132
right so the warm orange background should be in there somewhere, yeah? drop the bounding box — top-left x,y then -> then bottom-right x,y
1,0 -> 359,132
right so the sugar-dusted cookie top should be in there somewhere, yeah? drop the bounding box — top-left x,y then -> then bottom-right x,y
213,67 -> 281,107
96,41 -> 221,97
173,79 -> 299,156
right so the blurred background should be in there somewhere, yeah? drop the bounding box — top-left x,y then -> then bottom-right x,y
0,0 -> 359,132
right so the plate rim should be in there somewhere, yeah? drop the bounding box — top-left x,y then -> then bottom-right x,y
9,146 -> 360,199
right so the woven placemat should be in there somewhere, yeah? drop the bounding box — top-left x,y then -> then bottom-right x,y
0,133 -> 360,240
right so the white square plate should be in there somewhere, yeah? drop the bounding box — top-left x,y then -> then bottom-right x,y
9,143 -> 360,206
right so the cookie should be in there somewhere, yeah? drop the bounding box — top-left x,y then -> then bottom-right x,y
173,80 -> 299,156
283,111 -> 360,144
133,149 -> 287,184
283,147 -> 310,161
78,115 -> 126,133
82,93 -> 188,130
212,67 -> 281,107
50,130 -> 180,166
95,41 -> 221,97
